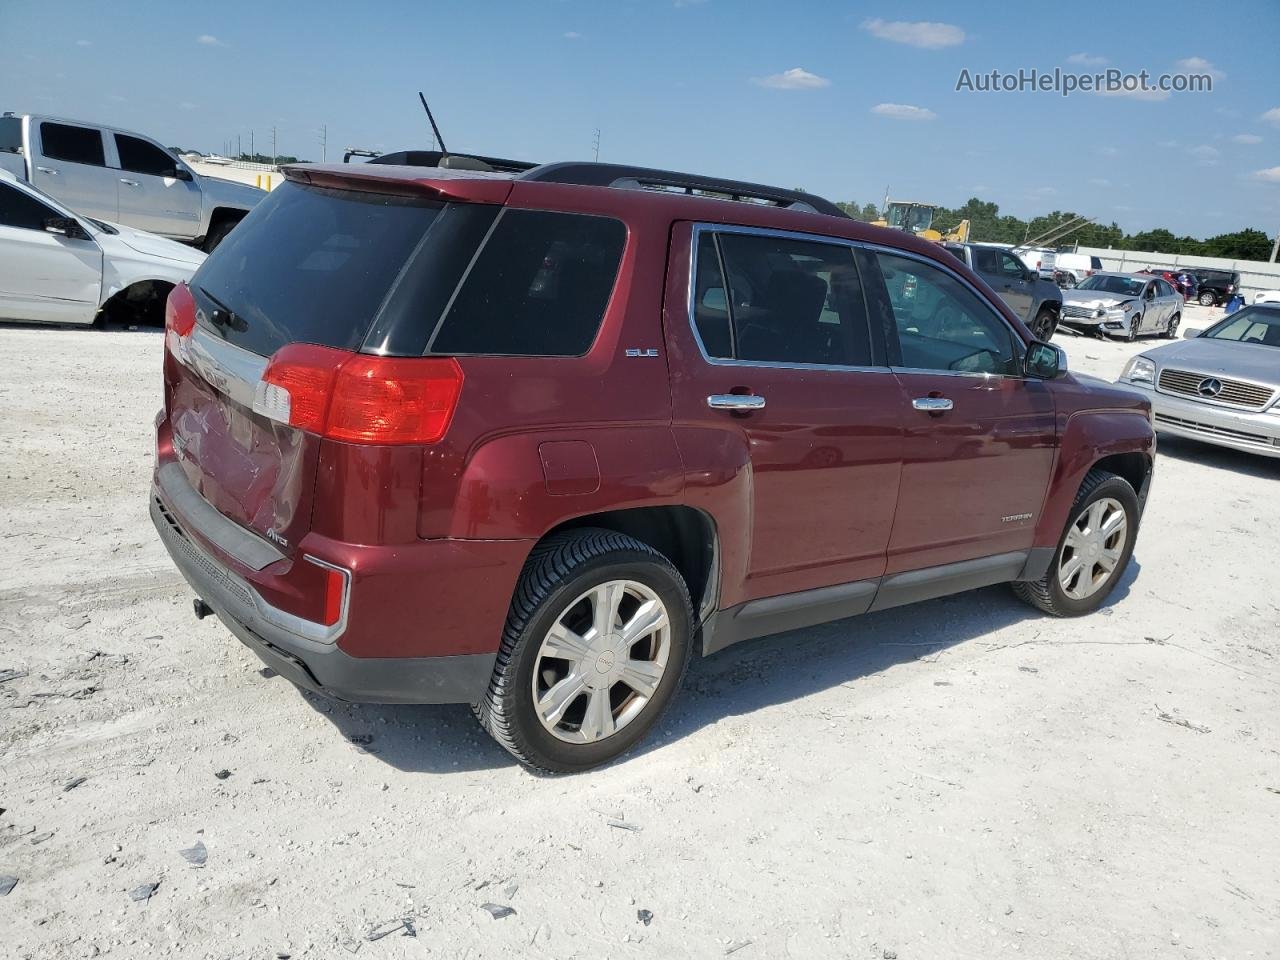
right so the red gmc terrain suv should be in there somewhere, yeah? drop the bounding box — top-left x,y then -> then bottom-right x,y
151,158 -> 1154,772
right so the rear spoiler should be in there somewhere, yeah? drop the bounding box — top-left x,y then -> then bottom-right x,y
281,164 -> 514,204
342,148 -> 538,175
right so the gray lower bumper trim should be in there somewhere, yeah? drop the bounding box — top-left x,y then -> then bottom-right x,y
151,491 -> 495,705
157,461 -> 284,571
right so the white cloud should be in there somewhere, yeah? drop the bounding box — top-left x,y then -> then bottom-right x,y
1097,84 -> 1170,102
179,101 -> 198,111
1066,52 -> 1107,66
752,67 -> 830,90
75,39 -> 91,47
1232,133 -> 1263,144
1188,144 -> 1220,165
1176,56 -> 1224,80
1254,166 -> 1280,184
1096,146 -> 1121,157
196,34 -> 224,46
563,31 -> 581,39
1261,107 -> 1280,126
860,18 -> 964,49
870,102 -> 937,121
1088,178 -> 1112,186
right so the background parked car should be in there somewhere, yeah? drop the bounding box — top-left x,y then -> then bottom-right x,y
1054,251 -> 1104,287
1118,303 -> 1280,459
1139,268 -> 1197,301
1189,268 -> 1242,306
0,169 -> 203,325
0,112 -> 263,251
1059,272 -> 1184,340
942,241 -> 1061,338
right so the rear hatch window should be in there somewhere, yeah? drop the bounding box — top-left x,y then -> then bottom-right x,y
190,182 -> 446,356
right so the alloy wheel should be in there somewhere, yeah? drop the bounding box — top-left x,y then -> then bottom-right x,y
531,580 -> 672,744
1058,497 -> 1128,600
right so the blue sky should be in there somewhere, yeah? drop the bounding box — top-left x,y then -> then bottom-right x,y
4,0 -> 1278,237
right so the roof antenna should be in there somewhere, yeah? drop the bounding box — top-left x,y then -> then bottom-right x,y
418,92 -> 447,155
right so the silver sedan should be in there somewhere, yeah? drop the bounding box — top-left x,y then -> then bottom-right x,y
1060,272 -> 1184,340
1117,303 -> 1280,459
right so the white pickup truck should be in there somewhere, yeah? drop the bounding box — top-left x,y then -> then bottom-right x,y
0,112 -> 264,251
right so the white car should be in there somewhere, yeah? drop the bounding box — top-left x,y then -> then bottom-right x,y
1252,290 -> 1280,305
0,169 -> 204,326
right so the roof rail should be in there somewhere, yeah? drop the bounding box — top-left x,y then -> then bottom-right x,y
520,162 -> 849,219
364,149 -> 538,174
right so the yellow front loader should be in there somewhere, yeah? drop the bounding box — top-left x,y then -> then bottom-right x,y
872,200 -> 970,243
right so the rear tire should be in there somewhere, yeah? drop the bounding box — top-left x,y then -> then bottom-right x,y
1198,291 -> 1216,306
473,529 -> 694,773
1012,469 -> 1140,617
1162,312 -> 1180,339
1126,317 -> 1141,342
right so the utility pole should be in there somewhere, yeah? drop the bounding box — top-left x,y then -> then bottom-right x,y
1271,227 -> 1279,263
250,130 -> 254,159
237,134 -> 241,159
592,128 -> 600,162
272,125 -> 278,167
319,124 -> 327,163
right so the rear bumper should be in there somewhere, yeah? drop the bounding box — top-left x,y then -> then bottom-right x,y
151,493 -> 497,703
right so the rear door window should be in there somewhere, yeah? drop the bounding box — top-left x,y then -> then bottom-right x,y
428,209 -> 626,356
998,251 -> 1027,278
694,230 -> 874,367
39,122 -> 106,166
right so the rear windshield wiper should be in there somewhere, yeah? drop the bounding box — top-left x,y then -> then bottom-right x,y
194,285 -> 247,332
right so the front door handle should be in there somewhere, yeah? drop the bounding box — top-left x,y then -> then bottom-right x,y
707,394 -> 766,411
36,165 -> 58,175
119,178 -> 140,187
912,397 -> 953,412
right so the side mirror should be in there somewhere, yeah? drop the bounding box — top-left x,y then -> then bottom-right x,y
1182,327 -> 1202,339
1024,268 -> 1036,283
44,216 -> 87,240
1024,340 -> 1067,379
170,167 -> 194,182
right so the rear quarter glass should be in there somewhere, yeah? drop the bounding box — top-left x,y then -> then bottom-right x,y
188,182 -> 445,357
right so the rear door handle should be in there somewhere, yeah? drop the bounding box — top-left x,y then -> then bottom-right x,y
36,165 -> 58,175
707,394 -> 766,411
912,397 -> 953,412
119,178 -> 140,187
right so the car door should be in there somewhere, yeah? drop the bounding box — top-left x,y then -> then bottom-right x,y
1158,280 -> 1181,330
665,224 -> 905,606
112,132 -> 202,238
30,121 -> 119,222
0,180 -> 101,324
1138,280 -> 1161,333
994,249 -> 1034,320
860,247 -> 1056,577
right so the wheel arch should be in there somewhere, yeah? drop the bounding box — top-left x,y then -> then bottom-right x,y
540,506 -> 720,622
97,277 -> 176,326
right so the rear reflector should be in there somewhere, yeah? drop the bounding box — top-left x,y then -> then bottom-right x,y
253,344 -> 463,445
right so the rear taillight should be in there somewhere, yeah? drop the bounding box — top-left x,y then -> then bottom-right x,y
253,345 -> 464,445
165,283 -> 196,355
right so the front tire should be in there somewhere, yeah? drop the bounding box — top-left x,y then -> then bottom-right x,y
474,529 -> 694,773
1198,291 -> 1216,306
1031,306 -> 1058,341
1012,469 -> 1140,617
1126,316 -> 1141,342
1162,312 -> 1180,339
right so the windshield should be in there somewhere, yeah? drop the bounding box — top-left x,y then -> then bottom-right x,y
886,203 -> 934,233
1202,306 -> 1280,348
1078,275 -> 1145,297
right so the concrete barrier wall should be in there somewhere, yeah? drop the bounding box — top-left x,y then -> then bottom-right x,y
185,158 -> 283,191
1075,246 -> 1280,298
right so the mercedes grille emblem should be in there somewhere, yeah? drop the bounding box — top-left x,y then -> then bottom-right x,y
1196,377 -> 1224,398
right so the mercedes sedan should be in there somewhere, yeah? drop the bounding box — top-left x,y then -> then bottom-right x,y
1117,303 -> 1280,459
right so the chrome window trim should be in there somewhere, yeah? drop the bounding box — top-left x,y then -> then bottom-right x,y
685,222 -> 1033,381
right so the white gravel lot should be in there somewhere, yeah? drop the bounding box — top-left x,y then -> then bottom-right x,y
1,305 -> 1278,960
